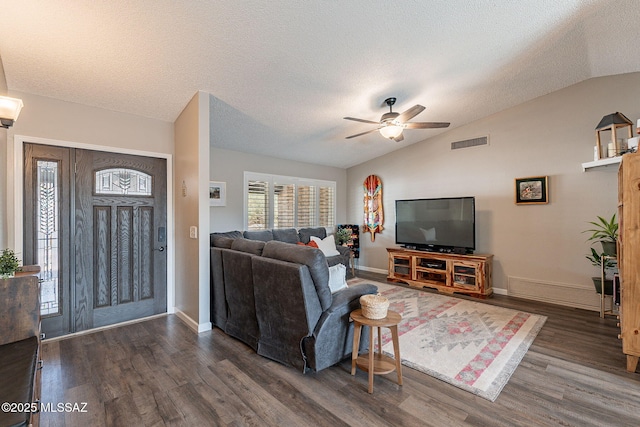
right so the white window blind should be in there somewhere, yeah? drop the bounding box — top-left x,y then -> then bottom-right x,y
319,186 -> 335,227
244,172 -> 336,230
296,185 -> 316,228
274,183 -> 295,228
247,180 -> 269,230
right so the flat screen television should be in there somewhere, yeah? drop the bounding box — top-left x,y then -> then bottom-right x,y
395,197 -> 475,253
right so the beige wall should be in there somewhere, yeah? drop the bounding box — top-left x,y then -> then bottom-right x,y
174,91 -> 211,331
348,73 -> 635,300
209,146 -> 348,232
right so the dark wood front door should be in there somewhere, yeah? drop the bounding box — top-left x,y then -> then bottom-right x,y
24,144 -> 168,338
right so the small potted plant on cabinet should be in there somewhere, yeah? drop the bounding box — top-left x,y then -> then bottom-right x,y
0,248 -> 21,279
335,228 -> 353,246
586,247 -> 616,295
583,213 -> 618,256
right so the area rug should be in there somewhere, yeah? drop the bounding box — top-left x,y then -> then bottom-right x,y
349,279 -> 547,401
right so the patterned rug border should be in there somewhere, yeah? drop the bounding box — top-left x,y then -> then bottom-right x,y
348,279 -> 548,401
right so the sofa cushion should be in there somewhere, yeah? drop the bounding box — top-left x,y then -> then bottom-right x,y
272,228 -> 300,244
231,238 -> 266,256
210,230 -> 243,246
262,241 -> 332,311
212,236 -> 235,249
244,229 -> 274,242
298,227 -> 327,244
311,235 -> 340,257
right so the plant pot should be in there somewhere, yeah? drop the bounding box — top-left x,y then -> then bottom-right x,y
600,241 -> 617,256
592,277 -> 614,295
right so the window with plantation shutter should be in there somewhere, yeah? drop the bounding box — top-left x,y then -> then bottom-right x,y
274,183 -> 295,228
319,186 -> 335,227
296,185 -> 316,228
247,180 -> 269,230
244,172 -> 335,230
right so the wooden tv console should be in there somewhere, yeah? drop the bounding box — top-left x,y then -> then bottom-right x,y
387,247 -> 493,298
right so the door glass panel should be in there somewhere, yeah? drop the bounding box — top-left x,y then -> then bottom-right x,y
95,168 -> 152,195
37,160 -> 61,316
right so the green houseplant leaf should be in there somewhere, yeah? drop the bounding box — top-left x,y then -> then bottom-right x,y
585,247 -> 616,269
0,248 -> 21,277
335,228 -> 353,245
583,213 -> 618,243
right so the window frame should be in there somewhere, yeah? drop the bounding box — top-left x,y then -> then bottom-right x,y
243,171 -> 336,230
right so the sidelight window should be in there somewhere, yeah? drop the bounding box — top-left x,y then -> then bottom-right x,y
36,160 -> 61,316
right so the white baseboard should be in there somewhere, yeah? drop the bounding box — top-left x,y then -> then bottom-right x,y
174,308 -> 212,333
493,287 -> 508,296
508,276 -> 601,311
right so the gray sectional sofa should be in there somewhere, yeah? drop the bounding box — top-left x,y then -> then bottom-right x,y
243,227 -> 352,274
210,229 -> 377,372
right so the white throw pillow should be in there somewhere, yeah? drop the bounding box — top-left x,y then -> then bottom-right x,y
310,235 -> 340,257
328,263 -> 348,293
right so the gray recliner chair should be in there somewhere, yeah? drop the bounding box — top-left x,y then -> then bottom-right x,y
251,241 -> 377,372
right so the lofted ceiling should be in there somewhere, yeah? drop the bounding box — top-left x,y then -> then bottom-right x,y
1,0 -> 639,168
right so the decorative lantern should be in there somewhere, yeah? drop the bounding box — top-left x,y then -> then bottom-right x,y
595,112 -> 633,160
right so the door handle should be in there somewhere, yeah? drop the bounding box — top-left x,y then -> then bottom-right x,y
154,246 -> 166,252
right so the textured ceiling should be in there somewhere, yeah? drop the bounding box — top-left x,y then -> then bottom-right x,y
1,0 -> 639,168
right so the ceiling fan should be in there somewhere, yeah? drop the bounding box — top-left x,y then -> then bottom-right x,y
344,97 -> 450,142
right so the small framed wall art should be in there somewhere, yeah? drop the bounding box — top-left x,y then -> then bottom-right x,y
515,176 -> 548,205
209,181 -> 226,206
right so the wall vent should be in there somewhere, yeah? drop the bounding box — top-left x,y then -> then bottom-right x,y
451,136 -> 488,150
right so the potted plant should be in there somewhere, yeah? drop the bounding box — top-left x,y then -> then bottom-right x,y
586,247 -> 615,295
0,248 -> 21,279
583,213 -> 618,256
335,228 -> 353,246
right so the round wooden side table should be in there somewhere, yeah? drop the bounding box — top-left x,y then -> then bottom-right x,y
350,308 -> 402,393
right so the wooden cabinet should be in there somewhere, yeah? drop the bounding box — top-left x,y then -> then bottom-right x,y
387,248 -> 493,298
0,266 -> 41,427
618,153 -> 640,372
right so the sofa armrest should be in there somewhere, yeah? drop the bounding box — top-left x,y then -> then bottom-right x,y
326,283 -> 377,314
302,283 -> 377,371
313,283 -> 378,338
327,245 -> 352,278
335,245 -> 351,257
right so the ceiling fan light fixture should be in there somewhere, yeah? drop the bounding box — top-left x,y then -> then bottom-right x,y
379,124 -> 403,139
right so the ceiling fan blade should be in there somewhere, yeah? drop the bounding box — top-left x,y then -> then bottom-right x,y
393,133 -> 404,142
404,122 -> 450,129
345,128 -> 380,139
343,117 -> 380,125
396,105 -> 425,123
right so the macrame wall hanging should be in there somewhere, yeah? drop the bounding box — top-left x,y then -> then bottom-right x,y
363,174 -> 384,241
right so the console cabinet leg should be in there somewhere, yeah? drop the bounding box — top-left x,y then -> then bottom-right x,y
627,355 -> 639,373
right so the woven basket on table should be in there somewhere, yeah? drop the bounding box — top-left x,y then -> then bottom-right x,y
359,293 -> 389,319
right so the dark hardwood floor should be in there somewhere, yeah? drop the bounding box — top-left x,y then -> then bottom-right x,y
40,271 -> 640,426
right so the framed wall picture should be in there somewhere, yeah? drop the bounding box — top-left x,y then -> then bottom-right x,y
209,181 -> 226,206
515,176 -> 548,205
